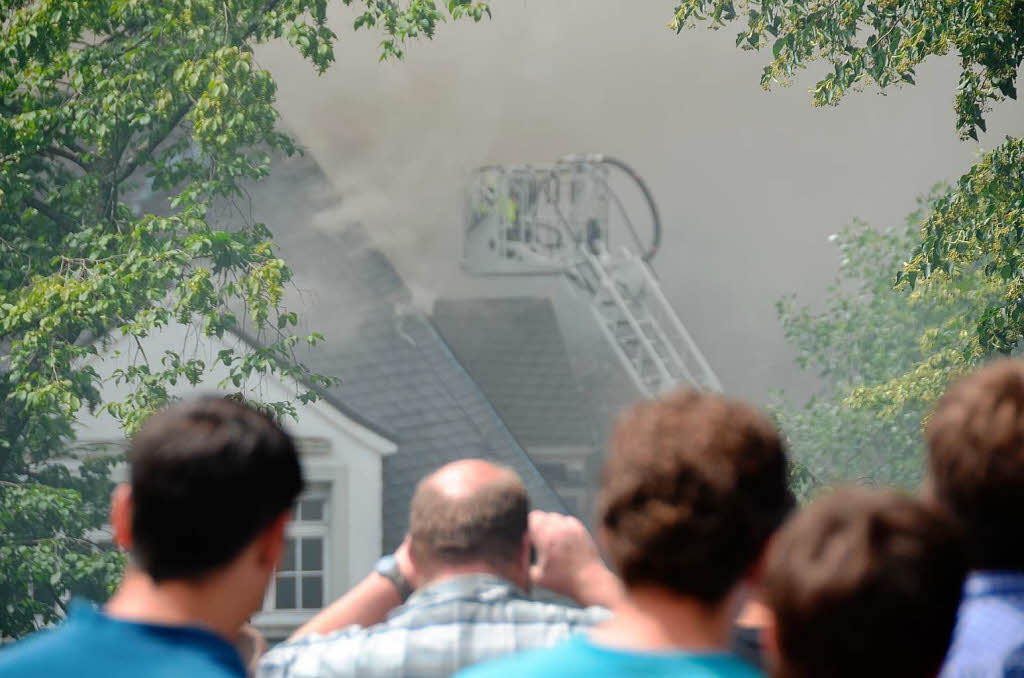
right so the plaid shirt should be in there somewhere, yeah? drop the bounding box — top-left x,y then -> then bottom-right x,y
257,574 -> 609,678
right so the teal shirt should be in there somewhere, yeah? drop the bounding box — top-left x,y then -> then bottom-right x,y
0,600 -> 246,678
457,634 -> 763,678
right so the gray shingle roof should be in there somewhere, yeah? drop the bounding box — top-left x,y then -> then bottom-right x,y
272,216 -> 567,552
432,297 -> 597,449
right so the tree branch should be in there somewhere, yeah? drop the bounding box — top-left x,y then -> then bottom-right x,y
24,196 -> 73,230
45,145 -> 90,172
113,103 -> 191,185
108,0 -> 287,190
62,139 -> 90,156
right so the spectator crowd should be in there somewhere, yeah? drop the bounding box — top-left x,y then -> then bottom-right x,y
1,360 -> 1023,678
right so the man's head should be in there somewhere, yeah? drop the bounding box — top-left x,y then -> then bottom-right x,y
111,396 -> 303,589
925,359 -> 1024,570
763,488 -> 966,678
408,460 -> 530,587
598,389 -> 794,605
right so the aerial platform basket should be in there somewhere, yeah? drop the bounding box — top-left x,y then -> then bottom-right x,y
461,155 -> 722,396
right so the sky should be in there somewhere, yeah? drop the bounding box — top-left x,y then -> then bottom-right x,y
254,0 -> 1024,404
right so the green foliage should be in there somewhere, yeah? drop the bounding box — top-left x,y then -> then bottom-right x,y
0,0 -> 488,638
0,469 -> 123,638
672,0 -> 1024,493
670,0 -> 1023,140
773,198 -> 1001,494
900,138 -> 1024,357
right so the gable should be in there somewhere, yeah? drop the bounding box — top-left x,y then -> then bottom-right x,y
74,322 -> 396,460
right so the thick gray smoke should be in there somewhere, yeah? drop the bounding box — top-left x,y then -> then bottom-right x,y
254,0 -> 1024,402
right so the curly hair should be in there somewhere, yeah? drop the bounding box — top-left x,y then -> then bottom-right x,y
764,488 -> 966,678
926,359 -> 1024,569
598,389 -> 793,603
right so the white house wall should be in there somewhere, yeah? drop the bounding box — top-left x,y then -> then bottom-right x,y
73,322 -> 395,616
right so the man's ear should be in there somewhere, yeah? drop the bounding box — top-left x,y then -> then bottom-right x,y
110,483 -> 133,551
746,537 -> 775,586
517,531 -> 533,592
256,512 -> 291,571
400,536 -> 423,589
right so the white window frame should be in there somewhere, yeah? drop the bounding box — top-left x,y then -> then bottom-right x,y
256,482 -> 331,626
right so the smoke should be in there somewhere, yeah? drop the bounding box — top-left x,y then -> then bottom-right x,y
252,0 -> 1024,402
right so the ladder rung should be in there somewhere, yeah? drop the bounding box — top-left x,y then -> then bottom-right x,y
579,250 -> 721,394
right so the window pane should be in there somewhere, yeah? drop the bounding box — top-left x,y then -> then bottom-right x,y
299,499 -> 324,522
301,538 -> 323,571
301,576 -> 323,609
279,538 -> 296,571
275,575 -> 296,609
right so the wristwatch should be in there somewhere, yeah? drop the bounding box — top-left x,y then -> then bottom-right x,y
374,554 -> 413,602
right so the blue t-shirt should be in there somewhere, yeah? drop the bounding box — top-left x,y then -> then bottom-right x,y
457,633 -> 763,678
0,600 -> 246,678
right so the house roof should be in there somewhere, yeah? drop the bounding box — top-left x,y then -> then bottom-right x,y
229,326 -> 396,444
272,215 -> 569,551
432,297 -> 597,449
73,320 -> 397,459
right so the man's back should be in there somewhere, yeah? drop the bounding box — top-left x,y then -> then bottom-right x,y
0,601 -> 246,678
258,574 -> 607,678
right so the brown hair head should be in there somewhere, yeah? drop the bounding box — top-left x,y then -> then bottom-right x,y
598,389 -> 794,603
409,461 -> 529,574
764,488 -> 966,678
926,359 -> 1024,569
129,396 -> 303,582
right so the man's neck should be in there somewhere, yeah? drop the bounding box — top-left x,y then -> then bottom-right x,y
589,584 -> 740,653
421,562 -> 526,591
105,566 -> 249,641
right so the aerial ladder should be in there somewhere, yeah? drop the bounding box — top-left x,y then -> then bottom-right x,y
461,154 -> 722,397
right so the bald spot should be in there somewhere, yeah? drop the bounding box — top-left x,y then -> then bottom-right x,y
422,459 -> 520,500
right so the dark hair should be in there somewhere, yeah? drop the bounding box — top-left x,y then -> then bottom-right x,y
764,488 -> 966,678
409,467 -> 528,571
599,389 -> 794,603
128,396 -> 304,581
926,359 -> 1024,569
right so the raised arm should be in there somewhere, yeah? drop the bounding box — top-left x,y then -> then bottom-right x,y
288,537 -> 415,640
527,511 -> 625,610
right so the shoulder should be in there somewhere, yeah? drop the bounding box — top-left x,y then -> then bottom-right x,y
0,623 -> 91,678
457,639 -> 763,678
0,614 -> 120,678
714,657 -> 764,678
0,623 -> 244,678
943,590 -> 1024,675
488,597 -> 610,626
455,638 -> 596,678
258,625 -> 398,678
392,589 -> 605,632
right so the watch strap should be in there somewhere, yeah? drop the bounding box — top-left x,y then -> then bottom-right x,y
374,554 -> 412,602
